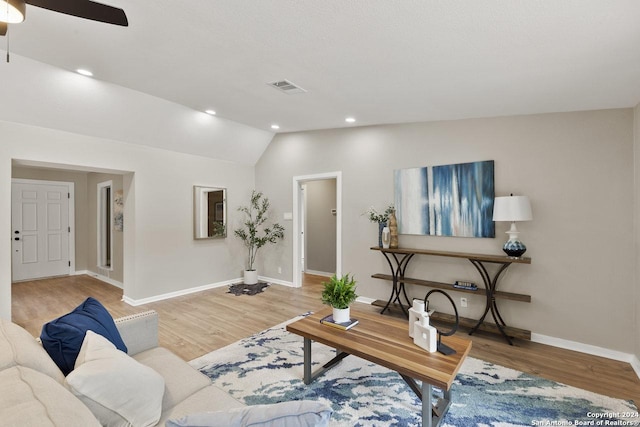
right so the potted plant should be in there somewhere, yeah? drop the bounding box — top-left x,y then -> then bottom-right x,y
234,190 -> 285,284
321,274 -> 358,323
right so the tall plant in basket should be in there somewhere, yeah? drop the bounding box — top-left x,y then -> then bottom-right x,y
234,190 -> 285,284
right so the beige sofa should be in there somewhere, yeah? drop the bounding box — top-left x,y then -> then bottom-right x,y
0,310 -> 247,426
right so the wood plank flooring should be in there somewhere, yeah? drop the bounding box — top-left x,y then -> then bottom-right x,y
11,274 -> 640,406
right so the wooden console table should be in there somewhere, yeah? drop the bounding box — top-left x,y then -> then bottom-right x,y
371,247 -> 531,345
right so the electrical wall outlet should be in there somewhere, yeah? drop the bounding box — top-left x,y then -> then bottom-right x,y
460,297 -> 468,308
278,266 -> 282,274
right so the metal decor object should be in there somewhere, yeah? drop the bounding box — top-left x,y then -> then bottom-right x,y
424,289 -> 459,355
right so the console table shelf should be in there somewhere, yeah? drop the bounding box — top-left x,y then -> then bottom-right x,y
371,273 -> 531,303
370,246 -> 532,345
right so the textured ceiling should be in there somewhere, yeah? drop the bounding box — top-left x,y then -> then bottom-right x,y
2,0 -> 640,134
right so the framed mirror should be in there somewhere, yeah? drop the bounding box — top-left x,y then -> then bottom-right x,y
194,186 -> 226,239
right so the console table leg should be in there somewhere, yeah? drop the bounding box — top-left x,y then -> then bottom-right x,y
468,260 -> 514,345
380,252 -> 413,317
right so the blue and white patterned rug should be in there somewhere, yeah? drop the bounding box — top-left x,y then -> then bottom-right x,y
190,317 -> 638,427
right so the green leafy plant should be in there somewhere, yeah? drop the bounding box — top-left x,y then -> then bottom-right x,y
321,274 -> 358,309
363,205 -> 395,223
234,190 -> 285,271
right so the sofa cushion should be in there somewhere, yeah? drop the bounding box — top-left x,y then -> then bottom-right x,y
0,365 -> 100,427
65,331 -> 164,427
133,347 -> 211,411
165,400 -> 333,427
40,297 -> 128,375
0,318 -> 65,383
158,383 -> 246,426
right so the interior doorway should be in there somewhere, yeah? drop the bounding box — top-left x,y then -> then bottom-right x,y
292,172 -> 342,287
11,160 -> 133,290
302,179 -> 337,276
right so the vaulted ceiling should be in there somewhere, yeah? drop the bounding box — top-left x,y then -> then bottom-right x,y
2,1 -> 640,157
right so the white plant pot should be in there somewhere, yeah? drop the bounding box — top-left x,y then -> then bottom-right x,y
332,307 -> 350,323
244,270 -> 258,285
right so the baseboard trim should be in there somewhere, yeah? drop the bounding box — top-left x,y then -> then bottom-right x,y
123,278 -> 240,306
531,333 -> 638,366
74,270 -> 123,289
304,270 -> 333,278
119,275 -> 297,306
356,296 -> 376,304
260,276 -> 296,288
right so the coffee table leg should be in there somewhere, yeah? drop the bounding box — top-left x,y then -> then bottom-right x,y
422,381 -> 432,427
303,337 -> 312,385
303,338 -> 350,385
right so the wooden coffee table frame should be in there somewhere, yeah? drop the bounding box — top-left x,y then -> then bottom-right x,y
286,308 -> 472,427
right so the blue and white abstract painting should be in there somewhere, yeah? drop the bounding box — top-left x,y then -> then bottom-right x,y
394,167 -> 429,235
394,160 -> 494,238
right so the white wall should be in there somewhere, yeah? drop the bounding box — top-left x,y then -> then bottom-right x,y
0,52 -> 274,320
255,109 -> 636,353
0,120 -> 255,319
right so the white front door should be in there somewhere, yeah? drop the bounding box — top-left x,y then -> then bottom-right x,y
11,180 -> 71,281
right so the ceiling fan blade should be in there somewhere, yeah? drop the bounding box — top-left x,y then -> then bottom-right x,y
26,0 -> 128,26
0,22 -> 6,36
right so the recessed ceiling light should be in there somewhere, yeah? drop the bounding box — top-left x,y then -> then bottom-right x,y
271,124 -> 280,130
76,69 -> 93,77
345,117 -> 356,123
205,109 -> 216,115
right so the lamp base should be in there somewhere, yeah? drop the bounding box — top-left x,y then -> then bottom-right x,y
503,239 -> 527,258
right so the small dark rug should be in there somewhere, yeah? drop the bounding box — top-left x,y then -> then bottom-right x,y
227,282 -> 269,296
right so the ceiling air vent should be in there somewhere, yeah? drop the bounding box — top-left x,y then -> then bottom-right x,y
268,79 -> 307,94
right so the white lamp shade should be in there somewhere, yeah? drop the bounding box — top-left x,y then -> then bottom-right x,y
493,196 -> 532,222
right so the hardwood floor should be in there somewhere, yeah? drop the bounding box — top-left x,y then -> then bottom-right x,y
11,273 -> 640,406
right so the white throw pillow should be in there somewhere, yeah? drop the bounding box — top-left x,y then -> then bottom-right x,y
65,330 -> 165,427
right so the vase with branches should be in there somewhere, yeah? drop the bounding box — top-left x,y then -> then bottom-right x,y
364,204 -> 395,247
234,190 -> 285,284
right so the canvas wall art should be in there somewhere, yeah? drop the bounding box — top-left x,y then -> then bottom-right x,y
394,160 -> 494,238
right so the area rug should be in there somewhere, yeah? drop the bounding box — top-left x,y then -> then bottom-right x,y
190,317 -> 638,427
227,282 -> 269,296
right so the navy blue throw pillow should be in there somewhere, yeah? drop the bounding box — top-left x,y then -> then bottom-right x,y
40,297 -> 127,376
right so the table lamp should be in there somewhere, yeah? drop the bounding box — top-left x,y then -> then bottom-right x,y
492,194 -> 532,257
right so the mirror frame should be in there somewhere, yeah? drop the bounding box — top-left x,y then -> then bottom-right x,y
194,186 -> 227,239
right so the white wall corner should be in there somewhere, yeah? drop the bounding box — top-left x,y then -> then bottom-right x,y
631,355 -> 640,380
